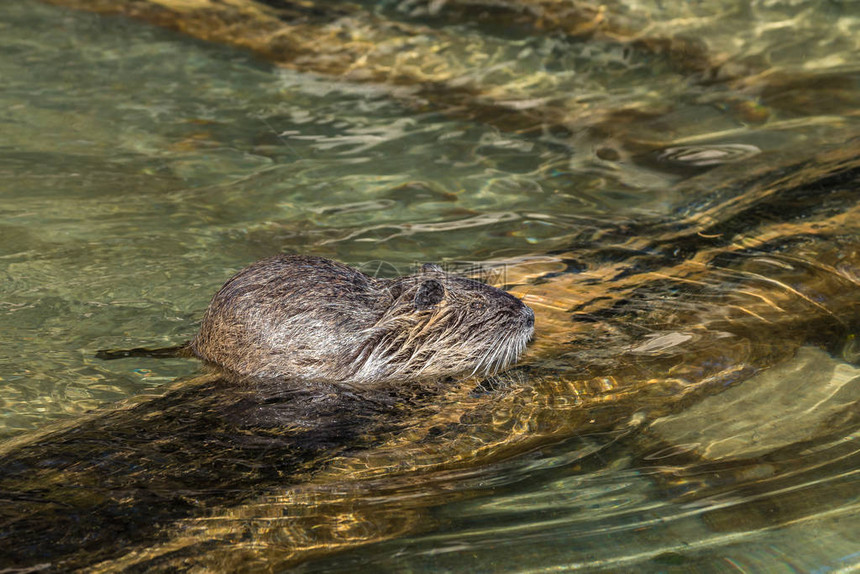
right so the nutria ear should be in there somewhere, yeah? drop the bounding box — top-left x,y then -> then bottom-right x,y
420,263 -> 443,273
414,279 -> 445,310
385,281 -> 403,300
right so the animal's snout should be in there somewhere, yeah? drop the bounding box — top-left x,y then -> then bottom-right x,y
520,304 -> 535,329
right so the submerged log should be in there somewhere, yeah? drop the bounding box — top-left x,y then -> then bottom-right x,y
0,141 -> 858,572
0,373 -> 439,570
39,0 -> 857,158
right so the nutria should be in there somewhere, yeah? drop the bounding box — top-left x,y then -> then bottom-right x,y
2,256 -> 533,571
188,255 -> 535,384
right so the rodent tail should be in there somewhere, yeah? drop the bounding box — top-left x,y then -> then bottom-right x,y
95,344 -> 192,361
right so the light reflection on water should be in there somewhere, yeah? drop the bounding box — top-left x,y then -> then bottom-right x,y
0,0 -> 858,571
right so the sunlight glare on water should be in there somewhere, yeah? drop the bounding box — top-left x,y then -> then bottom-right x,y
0,0 -> 858,571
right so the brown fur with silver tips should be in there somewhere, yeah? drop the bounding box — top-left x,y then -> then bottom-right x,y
190,255 -> 534,384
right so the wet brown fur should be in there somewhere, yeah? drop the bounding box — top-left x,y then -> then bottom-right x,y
190,255 -> 535,384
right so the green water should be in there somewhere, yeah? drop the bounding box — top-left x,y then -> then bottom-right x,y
0,0 -> 693,430
0,0 -> 858,571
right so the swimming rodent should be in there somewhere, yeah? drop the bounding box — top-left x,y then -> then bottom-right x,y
187,255 -> 535,385
10,255 -> 530,570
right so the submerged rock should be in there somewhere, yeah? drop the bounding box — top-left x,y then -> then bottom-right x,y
647,346 -> 860,461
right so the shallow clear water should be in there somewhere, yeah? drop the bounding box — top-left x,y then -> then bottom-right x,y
0,0 -> 858,571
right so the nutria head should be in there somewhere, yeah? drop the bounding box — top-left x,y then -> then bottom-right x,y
190,255 -> 534,385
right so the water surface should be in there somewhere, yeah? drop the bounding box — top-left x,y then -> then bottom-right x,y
0,0 -> 858,571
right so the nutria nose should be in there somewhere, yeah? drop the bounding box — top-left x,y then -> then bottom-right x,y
521,305 -> 535,328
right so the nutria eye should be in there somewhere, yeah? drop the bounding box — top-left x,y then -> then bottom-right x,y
414,279 -> 445,310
